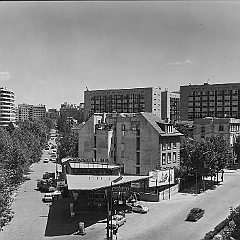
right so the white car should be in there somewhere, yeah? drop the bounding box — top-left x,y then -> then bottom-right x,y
42,193 -> 53,202
131,204 -> 149,213
109,214 -> 126,229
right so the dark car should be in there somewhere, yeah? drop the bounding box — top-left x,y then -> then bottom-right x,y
186,208 -> 205,221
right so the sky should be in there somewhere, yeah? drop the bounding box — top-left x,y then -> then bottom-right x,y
0,1 -> 240,110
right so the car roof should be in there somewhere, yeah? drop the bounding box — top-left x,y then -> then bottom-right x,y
191,208 -> 202,211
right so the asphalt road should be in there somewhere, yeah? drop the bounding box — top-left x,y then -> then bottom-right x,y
117,169 -> 240,240
0,138 -> 58,240
0,142 -> 240,240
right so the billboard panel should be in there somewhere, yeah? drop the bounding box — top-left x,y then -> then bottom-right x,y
149,169 -> 174,187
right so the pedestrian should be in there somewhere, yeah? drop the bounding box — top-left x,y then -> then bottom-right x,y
113,227 -> 118,240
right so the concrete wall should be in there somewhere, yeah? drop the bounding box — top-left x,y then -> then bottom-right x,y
139,184 -> 180,202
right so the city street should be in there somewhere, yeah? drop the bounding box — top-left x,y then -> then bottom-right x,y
0,152 -> 240,240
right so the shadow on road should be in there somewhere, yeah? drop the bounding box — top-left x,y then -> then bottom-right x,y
44,197 -> 107,237
179,180 -> 221,195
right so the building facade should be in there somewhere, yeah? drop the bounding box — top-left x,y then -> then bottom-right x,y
78,112 -> 182,175
60,102 -> 84,123
193,117 -> 240,164
47,108 -> 59,119
84,87 -> 162,120
0,87 -> 16,126
194,117 -> 240,145
161,90 -> 180,123
180,83 -> 240,121
17,103 -> 46,121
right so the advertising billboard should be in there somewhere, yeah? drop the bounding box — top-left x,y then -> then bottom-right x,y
149,169 -> 175,187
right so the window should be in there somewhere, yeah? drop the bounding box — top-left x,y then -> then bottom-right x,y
219,125 -> 224,131
121,151 -> 124,158
136,167 -> 140,175
94,135 -> 97,148
201,126 -> 205,133
162,153 -> 166,165
136,152 -> 140,165
94,150 -> 96,160
173,152 -> 177,163
173,141 -> 176,149
162,141 -> 166,150
136,137 -> 140,150
167,141 -> 171,150
167,153 -> 171,164
121,124 -> 125,131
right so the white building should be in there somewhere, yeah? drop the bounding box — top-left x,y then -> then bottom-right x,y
0,87 -> 16,126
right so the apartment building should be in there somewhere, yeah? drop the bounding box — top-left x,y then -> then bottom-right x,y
84,87 -> 162,120
180,83 -> 240,121
161,90 -> 180,123
0,87 -> 16,126
17,103 -> 46,121
47,108 -> 59,119
194,117 -> 240,164
194,117 -> 240,145
78,112 -> 183,175
60,102 -> 84,122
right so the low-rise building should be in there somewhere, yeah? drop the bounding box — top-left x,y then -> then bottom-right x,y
194,117 -> 240,163
78,112 -> 183,175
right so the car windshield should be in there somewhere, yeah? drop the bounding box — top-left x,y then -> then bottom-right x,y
191,208 -> 200,213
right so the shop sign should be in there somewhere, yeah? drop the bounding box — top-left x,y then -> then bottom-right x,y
112,187 -> 129,192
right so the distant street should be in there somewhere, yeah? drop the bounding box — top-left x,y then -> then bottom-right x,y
0,151 -> 240,240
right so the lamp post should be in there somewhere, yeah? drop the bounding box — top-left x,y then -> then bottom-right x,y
106,175 -> 123,240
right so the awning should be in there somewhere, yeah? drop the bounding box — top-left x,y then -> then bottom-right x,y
66,174 -> 151,191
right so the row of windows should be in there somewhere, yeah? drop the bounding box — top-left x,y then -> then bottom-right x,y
201,125 -> 224,132
162,141 -> 177,150
91,94 -> 145,100
188,89 -> 239,96
162,152 -> 177,165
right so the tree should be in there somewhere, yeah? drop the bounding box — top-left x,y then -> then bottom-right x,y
58,131 -> 78,160
234,136 -> 240,167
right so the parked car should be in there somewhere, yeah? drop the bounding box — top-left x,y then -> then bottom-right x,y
42,193 -> 53,202
186,208 -> 205,221
109,214 -> 126,229
131,204 -> 149,213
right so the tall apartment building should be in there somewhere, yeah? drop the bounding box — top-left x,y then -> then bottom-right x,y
180,83 -> 240,121
161,90 -> 180,123
0,87 -> 16,126
17,104 -> 46,121
84,87 -> 162,120
78,112 -> 183,175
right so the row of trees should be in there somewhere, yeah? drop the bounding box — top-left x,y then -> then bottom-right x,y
56,116 -> 78,160
179,135 -> 234,186
0,119 -> 52,228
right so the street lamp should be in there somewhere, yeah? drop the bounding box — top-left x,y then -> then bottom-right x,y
106,175 -> 123,240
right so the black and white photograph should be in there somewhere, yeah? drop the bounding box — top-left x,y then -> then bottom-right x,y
0,1 -> 240,240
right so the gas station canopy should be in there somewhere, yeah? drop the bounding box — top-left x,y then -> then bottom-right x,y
66,174 -> 151,191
